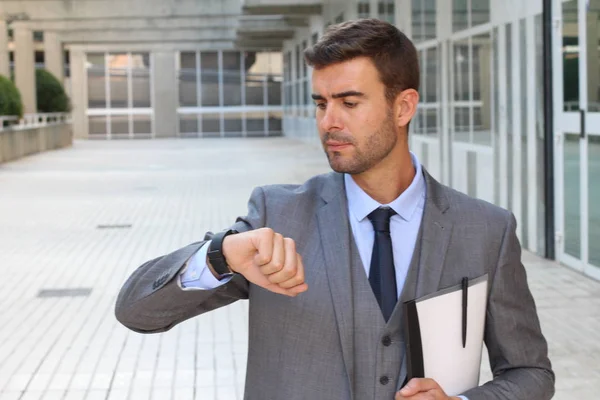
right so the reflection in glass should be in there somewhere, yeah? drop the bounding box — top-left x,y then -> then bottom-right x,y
562,0 -> 579,111
564,133 -> 581,259
589,137 -> 600,266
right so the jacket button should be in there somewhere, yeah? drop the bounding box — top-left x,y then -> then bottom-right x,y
380,376 -> 390,385
382,336 -> 392,347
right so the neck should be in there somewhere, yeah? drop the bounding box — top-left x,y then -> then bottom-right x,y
350,142 -> 415,204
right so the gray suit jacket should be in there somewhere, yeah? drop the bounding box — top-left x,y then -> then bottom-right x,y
115,169 -> 554,400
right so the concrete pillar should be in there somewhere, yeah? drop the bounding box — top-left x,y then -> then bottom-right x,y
14,26 -> 37,114
70,49 -> 88,139
152,51 -> 178,137
0,20 -> 9,78
44,31 -> 64,83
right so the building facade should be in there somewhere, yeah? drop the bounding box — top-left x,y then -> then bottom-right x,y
1,0 -> 598,281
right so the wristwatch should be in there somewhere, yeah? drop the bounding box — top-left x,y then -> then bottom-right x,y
207,229 -> 238,278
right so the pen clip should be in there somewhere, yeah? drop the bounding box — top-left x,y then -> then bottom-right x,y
462,277 -> 468,348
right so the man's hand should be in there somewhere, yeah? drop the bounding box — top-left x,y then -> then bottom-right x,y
215,228 -> 308,297
395,378 -> 461,400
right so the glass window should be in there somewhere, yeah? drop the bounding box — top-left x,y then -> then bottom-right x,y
201,113 -> 221,136
378,0 -> 395,24
562,0 -> 579,111
425,47 -> 439,103
222,51 -> 242,106
471,0 -> 491,27
473,33 -> 492,145
246,111 -> 266,135
131,53 -> 151,108
111,115 -> 129,135
201,52 -> 220,107
108,53 -> 128,108
88,115 -> 107,136
452,0 -> 469,32
358,0 -> 370,19
453,0 -> 490,33
179,52 -> 197,107
335,13 -> 344,24
223,112 -> 243,136
87,53 -> 106,109
179,115 -> 198,136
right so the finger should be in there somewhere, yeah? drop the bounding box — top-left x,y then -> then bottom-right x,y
278,253 -> 306,289
395,393 -> 433,400
259,233 -> 285,275
268,238 -> 298,284
399,378 -> 440,397
253,228 -> 274,266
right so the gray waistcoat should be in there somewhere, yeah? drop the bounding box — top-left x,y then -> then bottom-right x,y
350,233 -> 422,400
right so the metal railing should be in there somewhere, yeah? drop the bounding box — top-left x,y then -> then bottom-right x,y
0,113 -> 72,132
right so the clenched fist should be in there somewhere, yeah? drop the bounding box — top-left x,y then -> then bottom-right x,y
212,228 -> 308,297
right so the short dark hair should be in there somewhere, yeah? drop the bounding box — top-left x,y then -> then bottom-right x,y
304,18 -> 419,104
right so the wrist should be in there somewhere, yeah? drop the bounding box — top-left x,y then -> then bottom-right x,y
206,229 -> 238,278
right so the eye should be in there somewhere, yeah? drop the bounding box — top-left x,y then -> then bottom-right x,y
316,103 -> 326,110
344,102 -> 357,108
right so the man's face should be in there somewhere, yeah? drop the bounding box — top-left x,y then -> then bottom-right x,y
311,56 -> 399,175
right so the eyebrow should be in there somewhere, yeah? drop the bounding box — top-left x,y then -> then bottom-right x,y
311,91 -> 366,101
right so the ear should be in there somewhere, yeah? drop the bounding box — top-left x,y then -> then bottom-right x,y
393,89 -> 419,129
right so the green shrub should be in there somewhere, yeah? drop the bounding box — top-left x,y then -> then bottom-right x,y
0,74 -> 24,117
36,69 -> 70,113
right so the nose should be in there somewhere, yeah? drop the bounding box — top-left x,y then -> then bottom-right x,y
319,104 -> 343,133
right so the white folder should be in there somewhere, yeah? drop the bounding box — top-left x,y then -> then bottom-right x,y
403,274 -> 488,396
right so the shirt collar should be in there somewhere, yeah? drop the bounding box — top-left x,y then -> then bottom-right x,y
344,152 -> 426,223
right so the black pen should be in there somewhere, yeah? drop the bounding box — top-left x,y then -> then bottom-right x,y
462,277 -> 468,348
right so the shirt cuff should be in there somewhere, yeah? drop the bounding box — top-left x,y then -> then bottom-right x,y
178,240 -> 233,290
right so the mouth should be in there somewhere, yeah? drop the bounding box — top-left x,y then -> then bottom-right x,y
325,141 -> 352,151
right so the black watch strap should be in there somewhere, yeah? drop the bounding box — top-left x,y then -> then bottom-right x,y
207,229 -> 238,277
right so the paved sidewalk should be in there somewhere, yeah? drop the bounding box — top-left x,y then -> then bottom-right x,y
0,138 -> 598,400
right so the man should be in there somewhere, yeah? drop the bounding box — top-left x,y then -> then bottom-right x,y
115,19 -> 554,400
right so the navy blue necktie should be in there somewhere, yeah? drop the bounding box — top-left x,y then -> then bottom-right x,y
368,207 -> 397,322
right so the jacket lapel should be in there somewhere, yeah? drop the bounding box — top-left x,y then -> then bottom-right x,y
316,172 -> 355,397
413,169 -> 454,299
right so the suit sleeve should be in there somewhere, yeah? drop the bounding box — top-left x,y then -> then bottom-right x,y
114,186 -> 267,333
462,212 -> 555,400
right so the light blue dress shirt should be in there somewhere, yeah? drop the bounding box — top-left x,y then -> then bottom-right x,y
179,153 -> 468,400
